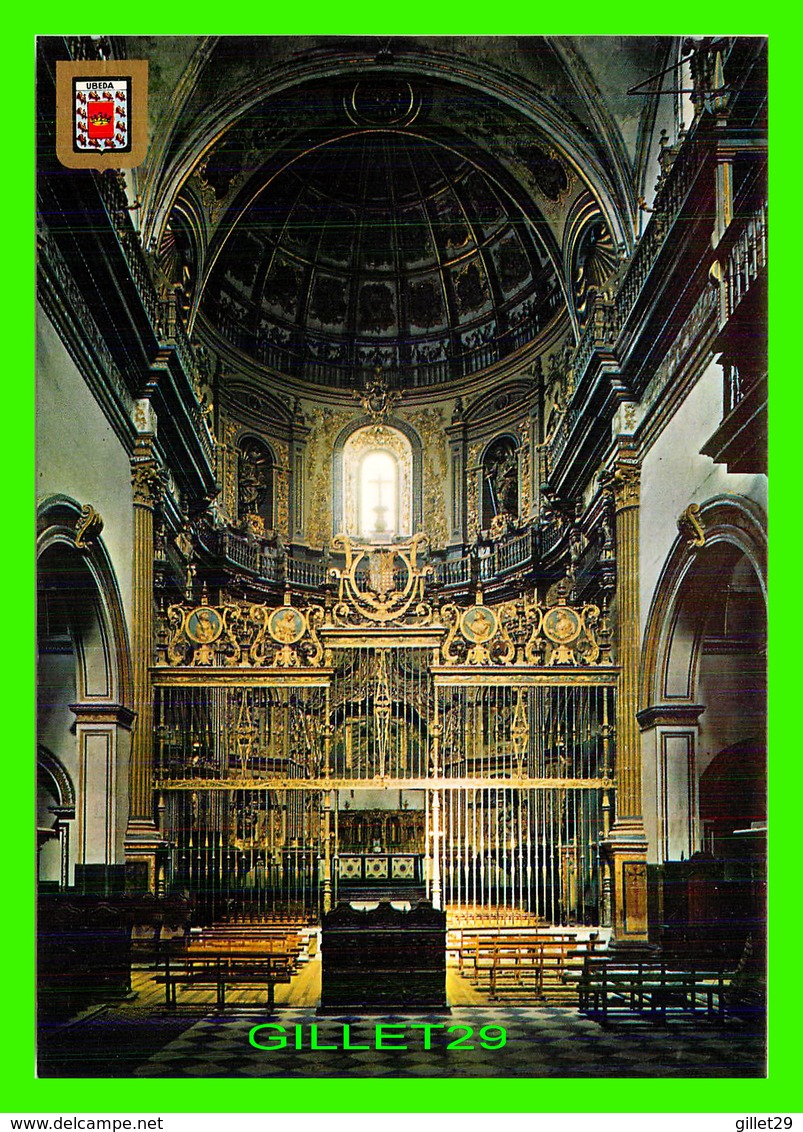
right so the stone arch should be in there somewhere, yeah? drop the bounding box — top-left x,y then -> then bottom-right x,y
639,495 -> 767,865
37,495 -> 133,707
641,496 -> 766,710
37,496 -> 135,884
38,744 -> 76,810
37,745 -> 76,889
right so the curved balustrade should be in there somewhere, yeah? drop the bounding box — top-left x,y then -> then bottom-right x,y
207,524 -> 559,594
210,299 -> 550,391
286,555 -> 328,589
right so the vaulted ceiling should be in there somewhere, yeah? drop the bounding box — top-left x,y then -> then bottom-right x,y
126,36 -> 678,390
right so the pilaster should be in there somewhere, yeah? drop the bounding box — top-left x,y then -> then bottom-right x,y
602,458 -> 650,944
70,702 -> 135,878
125,435 -> 165,885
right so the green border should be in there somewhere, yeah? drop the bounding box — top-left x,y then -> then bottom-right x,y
15,9 -> 794,1116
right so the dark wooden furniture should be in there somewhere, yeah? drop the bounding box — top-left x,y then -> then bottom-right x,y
577,955 -> 730,1022
155,943 -> 300,1009
321,900 -> 446,1010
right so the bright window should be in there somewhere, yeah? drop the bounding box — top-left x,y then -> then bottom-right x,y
360,450 -> 397,538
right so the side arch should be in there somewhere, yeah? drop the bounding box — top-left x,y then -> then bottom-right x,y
639,495 -> 767,867
37,494 -> 133,709
37,495 -> 135,881
640,495 -> 766,712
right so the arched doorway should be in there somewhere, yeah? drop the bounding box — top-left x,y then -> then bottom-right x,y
37,498 -> 134,889
639,496 -> 767,955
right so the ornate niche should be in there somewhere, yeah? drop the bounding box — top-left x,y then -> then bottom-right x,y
338,422 -> 420,542
237,437 -> 274,537
481,435 -> 519,532
571,214 -> 617,328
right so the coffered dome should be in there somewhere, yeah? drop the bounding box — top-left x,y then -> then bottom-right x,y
199,129 -> 564,388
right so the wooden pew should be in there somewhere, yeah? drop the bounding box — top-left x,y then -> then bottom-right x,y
451,930 -> 602,1000
445,905 -> 546,930
153,924 -> 309,1009
577,956 -> 731,1022
186,925 -> 311,959
154,946 -> 297,1009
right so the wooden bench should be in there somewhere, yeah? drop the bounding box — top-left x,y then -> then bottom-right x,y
451,930 -> 597,970
577,956 -> 731,1022
189,924 -> 307,941
154,946 -> 297,1009
451,930 -> 601,1000
188,930 -> 305,948
186,926 -> 311,958
445,906 -> 546,930
450,926 -> 551,959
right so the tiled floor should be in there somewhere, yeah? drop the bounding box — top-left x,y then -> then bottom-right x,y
38,961 -> 765,1079
129,1004 -> 765,1079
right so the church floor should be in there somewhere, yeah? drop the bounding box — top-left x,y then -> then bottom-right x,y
37,960 -> 765,1079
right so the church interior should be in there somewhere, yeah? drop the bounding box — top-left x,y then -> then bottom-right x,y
36,35 -> 768,1078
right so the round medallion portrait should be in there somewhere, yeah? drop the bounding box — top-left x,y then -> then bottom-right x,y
542,606 -> 581,644
460,604 -> 498,644
268,606 -> 306,645
185,606 -> 223,645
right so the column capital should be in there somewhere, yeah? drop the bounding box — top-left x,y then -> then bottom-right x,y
601,460 -> 641,512
131,460 -> 164,509
637,703 -> 706,731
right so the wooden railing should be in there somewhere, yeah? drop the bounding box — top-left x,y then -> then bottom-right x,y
615,134 -> 709,330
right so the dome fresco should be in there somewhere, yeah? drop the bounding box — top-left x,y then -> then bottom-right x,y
200,130 -> 564,388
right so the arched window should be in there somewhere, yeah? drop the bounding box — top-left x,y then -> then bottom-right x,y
360,449 -> 398,538
341,424 -> 414,542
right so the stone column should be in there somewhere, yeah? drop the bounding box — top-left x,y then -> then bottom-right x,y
124,437 -> 165,889
603,460 -> 650,945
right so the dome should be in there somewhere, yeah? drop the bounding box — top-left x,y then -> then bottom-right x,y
200,129 -> 564,388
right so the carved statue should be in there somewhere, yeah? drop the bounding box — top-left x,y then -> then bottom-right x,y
237,439 -> 273,525
483,437 -> 519,523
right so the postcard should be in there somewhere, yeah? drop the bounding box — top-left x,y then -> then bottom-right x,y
29,30 -> 778,1115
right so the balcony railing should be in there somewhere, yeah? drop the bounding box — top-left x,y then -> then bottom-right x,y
544,408 -> 579,478
615,133 -> 708,331
725,198 -> 767,326
572,297 -> 619,383
222,532 -> 262,574
215,525 -> 549,593
94,170 -> 215,463
286,556 -> 329,589
95,170 -> 163,336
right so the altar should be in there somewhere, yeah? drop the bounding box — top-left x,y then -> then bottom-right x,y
336,853 -> 423,885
